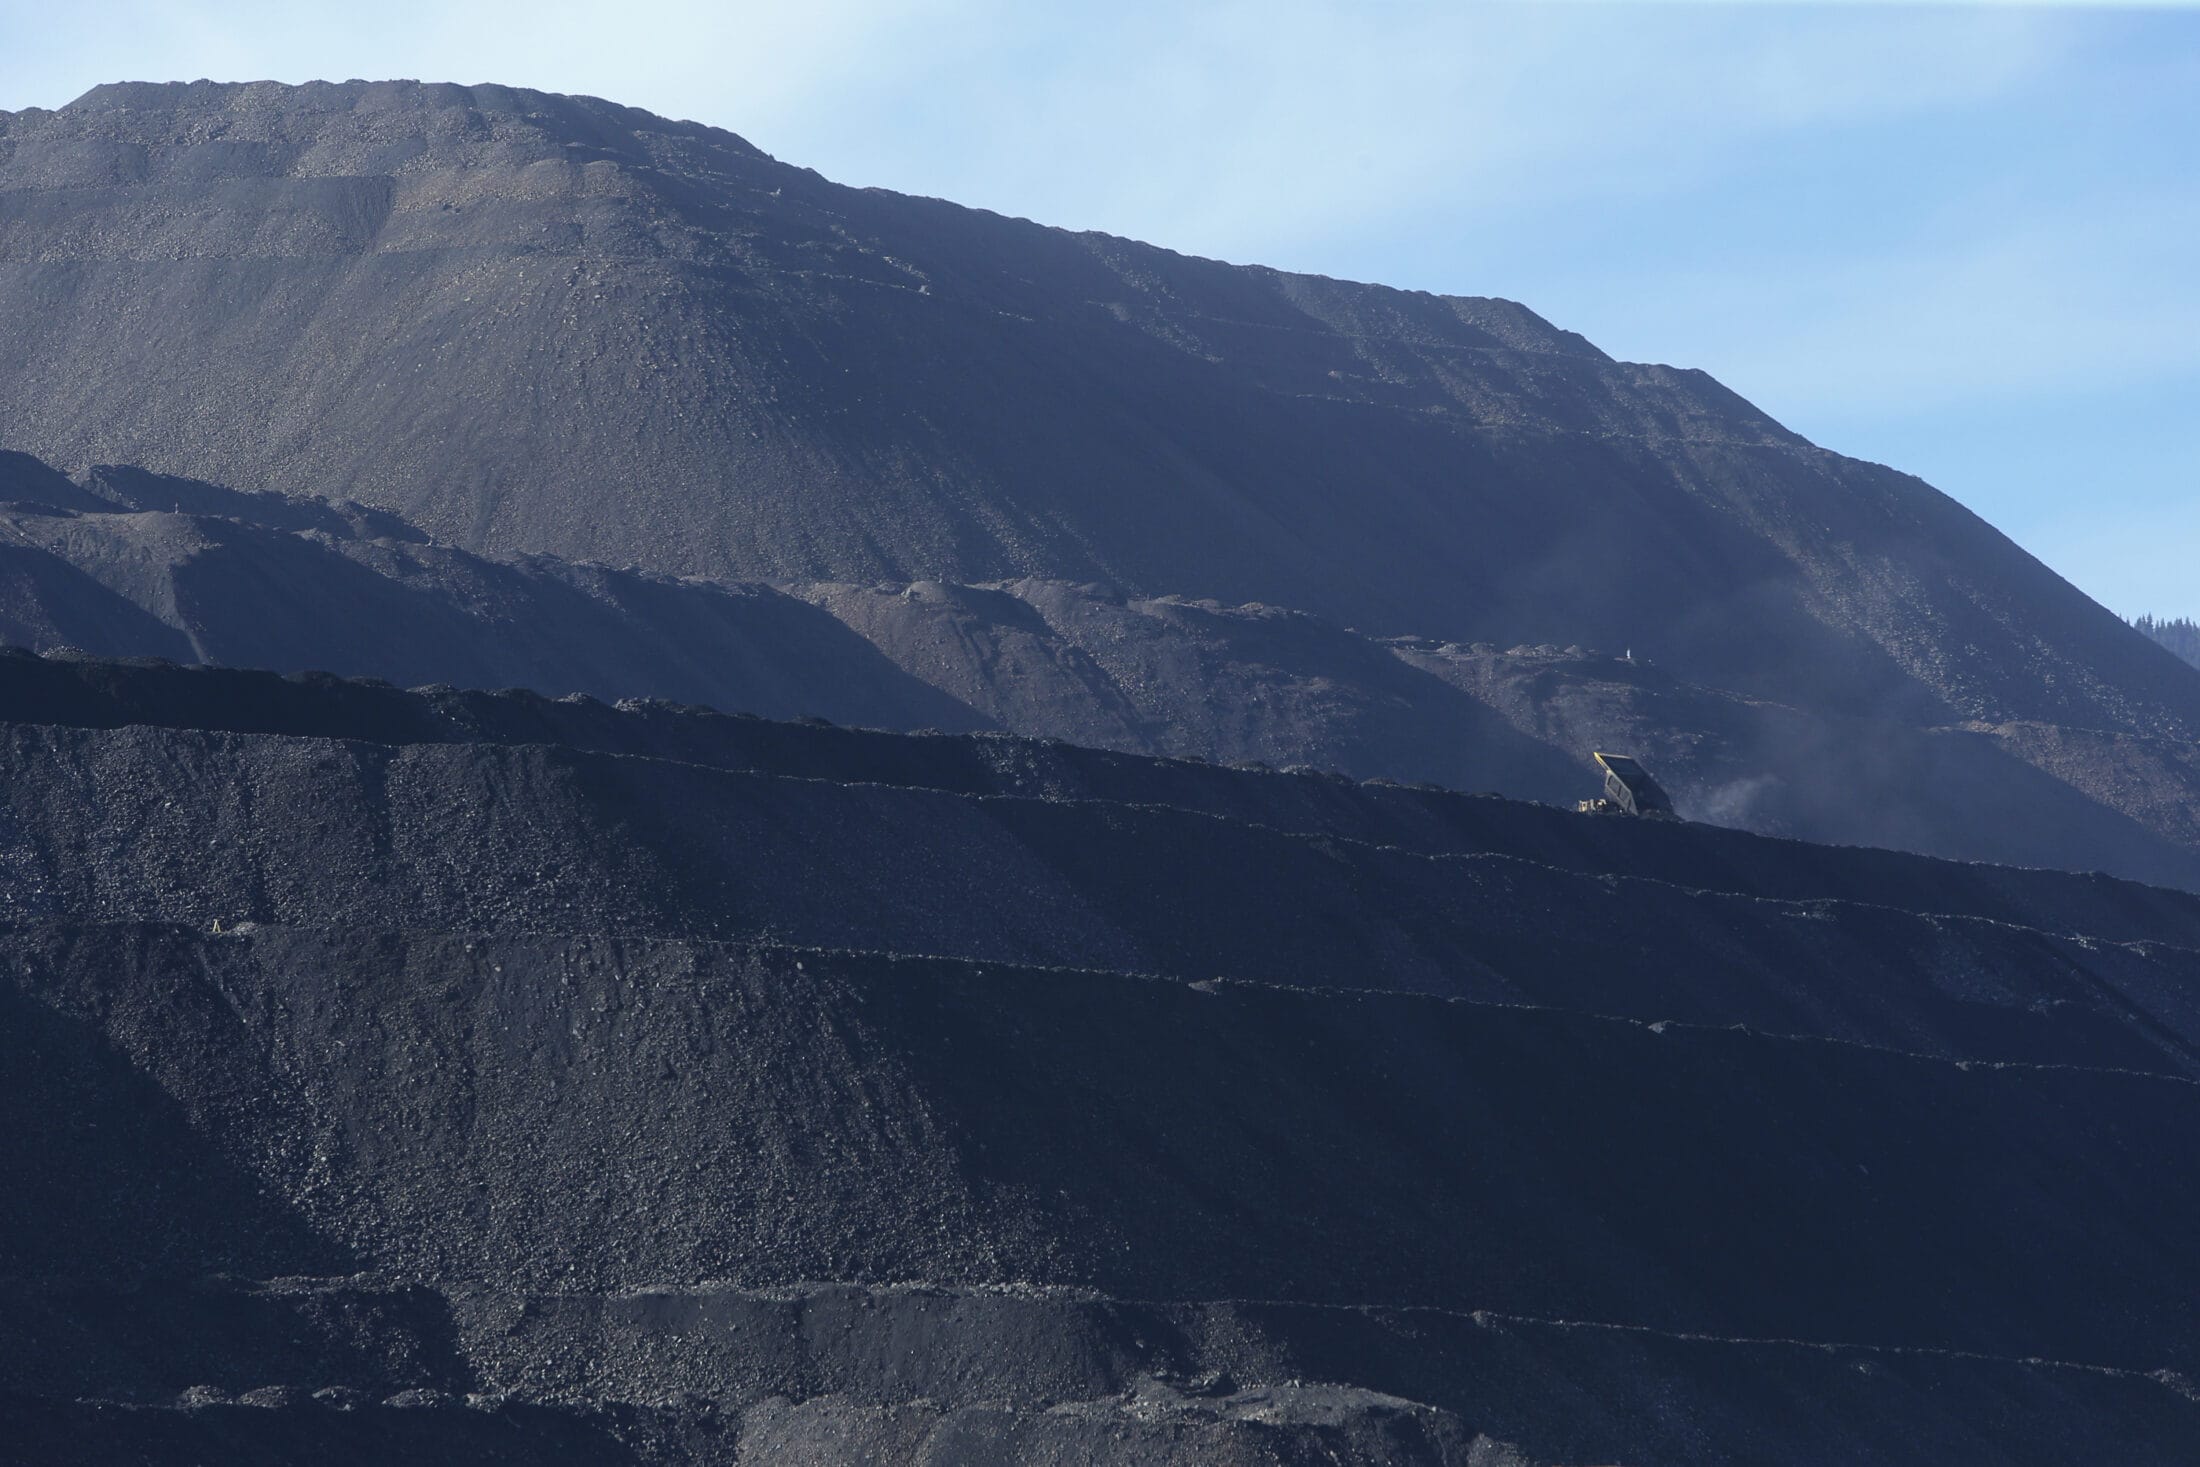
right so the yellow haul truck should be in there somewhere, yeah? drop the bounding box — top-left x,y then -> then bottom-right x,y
1576,752 -> 1678,820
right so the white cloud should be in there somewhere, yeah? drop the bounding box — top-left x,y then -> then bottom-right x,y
1612,189 -> 2200,421
397,0 -> 975,128
0,2 -> 2082,243
754,2 -> 2071,265
0,0 -> 968,119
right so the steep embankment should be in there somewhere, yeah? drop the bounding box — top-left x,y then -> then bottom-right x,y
8,452 -> 2200,889
5,651 -> 2200,1462
2,80 -> 2196,750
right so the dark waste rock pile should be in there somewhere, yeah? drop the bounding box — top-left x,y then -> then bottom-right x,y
6,79 -> 2200,886
5,650 -> 2200,1462
8,73 -> 2200,1467
6,449 -> 2200,890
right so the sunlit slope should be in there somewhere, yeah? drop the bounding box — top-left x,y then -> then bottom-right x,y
2,80 -> 2195,744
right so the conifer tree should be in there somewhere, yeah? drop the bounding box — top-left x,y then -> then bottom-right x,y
2131,615 -> 2200,670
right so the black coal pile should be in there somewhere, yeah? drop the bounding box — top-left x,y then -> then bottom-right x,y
5,648 -> 2200,1463
7,81 -> 2200,888
6,449 -> 2200,891
7,73 -> 2200,1466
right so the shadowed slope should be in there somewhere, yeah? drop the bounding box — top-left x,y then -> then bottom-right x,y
8,653 -> 2200,1461
6,461 -> 2200,889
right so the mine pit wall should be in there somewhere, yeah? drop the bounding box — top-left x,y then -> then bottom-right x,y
8,1280 -> 2200,1466
9,662 -> 2200,1460
8,719 -> 2200,1078
10,926 -> 2200,1377
8,645 -> 2200,943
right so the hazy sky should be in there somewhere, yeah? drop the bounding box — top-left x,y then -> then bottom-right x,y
3,0 -> 2194,616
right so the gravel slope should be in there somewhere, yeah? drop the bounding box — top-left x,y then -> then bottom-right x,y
6,653 -> 2200,1462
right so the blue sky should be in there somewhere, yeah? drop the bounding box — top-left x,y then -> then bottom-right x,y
3,1 -> 2194,616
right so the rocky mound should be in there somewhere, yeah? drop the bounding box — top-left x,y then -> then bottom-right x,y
5,650 -> 2200,1462
6,451 -> 2200,890
2,80 -> 2196,756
